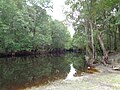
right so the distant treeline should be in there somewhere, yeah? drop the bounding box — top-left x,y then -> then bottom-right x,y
0,0 -> 72,56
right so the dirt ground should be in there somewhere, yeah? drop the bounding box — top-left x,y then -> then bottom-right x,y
24,53 -> 120,90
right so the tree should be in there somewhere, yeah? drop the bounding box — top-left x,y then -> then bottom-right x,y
50,20 -> 71,51
65,0 -> 120,65
0,0 -> 71,55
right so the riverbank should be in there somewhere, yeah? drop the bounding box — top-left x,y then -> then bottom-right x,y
24,65 -> 120,90
0,48 -> 83,58
24,53 -> 120,90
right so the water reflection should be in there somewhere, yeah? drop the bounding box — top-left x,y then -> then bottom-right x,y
0,53 -> 85,90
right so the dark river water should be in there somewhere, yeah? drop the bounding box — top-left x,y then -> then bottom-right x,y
0,53 -> 86,90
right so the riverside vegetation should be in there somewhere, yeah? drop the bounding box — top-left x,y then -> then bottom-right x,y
0,0 -> 120,90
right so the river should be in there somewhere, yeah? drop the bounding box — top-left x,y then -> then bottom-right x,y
0,53 -> 86,90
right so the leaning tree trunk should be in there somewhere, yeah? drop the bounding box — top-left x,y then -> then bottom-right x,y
97,34 -> 109,65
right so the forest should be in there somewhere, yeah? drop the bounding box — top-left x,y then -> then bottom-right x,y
0,0 -> 120,65
0,0 -> 120,90
65,0 -> 120,66
0,0 -> 71,57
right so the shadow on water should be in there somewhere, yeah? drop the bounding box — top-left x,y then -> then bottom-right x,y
0,53 -> 85,90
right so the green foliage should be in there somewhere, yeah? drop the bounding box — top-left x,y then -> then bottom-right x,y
72,29 -> 87,49
0,0 -> 71,53
65,0 -> 120,53
50,20 -> 71,49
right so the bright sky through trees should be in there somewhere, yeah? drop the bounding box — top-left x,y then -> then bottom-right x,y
52,0 -> 75,37
52,0 -> 65,21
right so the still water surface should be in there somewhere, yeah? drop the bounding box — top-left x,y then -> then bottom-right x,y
0,53 -> 85,90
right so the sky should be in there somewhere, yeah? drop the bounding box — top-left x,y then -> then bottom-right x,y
52,0 -> 65,21
52,0 -> 75,37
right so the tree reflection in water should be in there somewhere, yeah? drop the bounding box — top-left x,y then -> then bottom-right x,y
0,53 -> 85,90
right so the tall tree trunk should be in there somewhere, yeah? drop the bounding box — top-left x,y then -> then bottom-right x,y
97,34 -> 109,65
85,20 -> 92,56
90,22 -> 95,60
114,30 -> 117,51
85,21 -> 95,66
85,21 -> 93,67
84,0 -> 96,67
109,31 -> 112,51
118,25 -> 120,42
